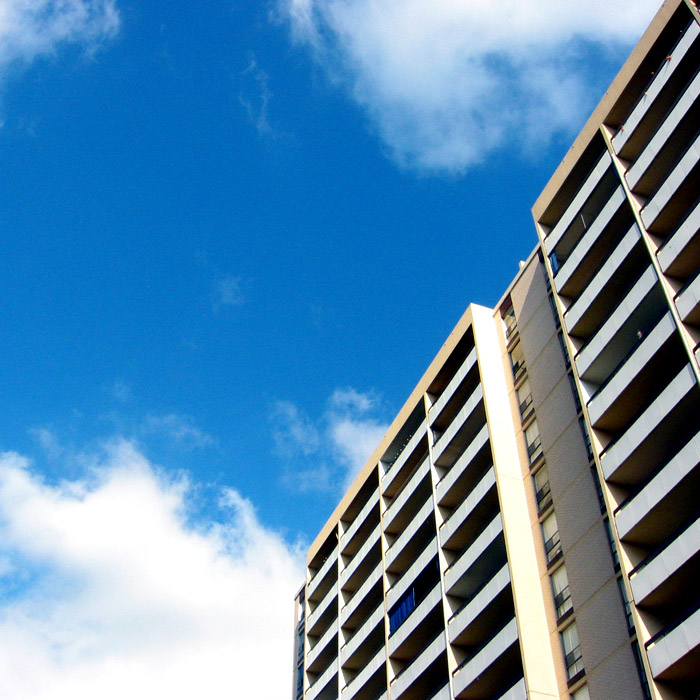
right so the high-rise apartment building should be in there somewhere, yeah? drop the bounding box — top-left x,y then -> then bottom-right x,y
292,1 -> 700,699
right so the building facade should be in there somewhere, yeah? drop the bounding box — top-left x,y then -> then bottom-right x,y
292,1 -> 700,699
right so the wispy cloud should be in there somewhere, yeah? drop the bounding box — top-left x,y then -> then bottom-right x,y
272,400 -> 321,457
0,440 -> 303,700
239,56 -> 276,138
111,379 -> 132,403
273,388 -> 389,493
0,0 -> 119,76
276,0 -> 660,173
214,276 -> 245,310
142,414 -> 217,450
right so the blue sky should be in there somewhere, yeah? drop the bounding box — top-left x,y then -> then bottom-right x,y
0,0 -> 660,697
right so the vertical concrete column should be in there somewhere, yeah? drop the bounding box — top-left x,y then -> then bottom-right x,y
472,305 -> 560,700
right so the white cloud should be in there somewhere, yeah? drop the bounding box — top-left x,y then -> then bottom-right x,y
277,0 -> 660,172
273,388 -> 389,492
0,440 -> 304,700
0,0 -> 119,73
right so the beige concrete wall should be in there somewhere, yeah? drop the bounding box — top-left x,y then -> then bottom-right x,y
508,255 -> 644,700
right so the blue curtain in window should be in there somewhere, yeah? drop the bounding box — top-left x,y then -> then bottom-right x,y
389,587 -> 416,635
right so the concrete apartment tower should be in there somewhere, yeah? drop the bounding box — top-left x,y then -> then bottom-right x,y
292,1 -> 700,699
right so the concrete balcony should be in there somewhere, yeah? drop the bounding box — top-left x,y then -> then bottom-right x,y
308,546 -> 338,602
436,424 -> 490,503
452,618 -> 520,699
432,384 -> 484,466
675,269 -> 700,325
308,583 -> 338,638
613,20 -> 700,154
657,197 -> 700,276
341,602 -> 385,668
646,605 -> 700,681
554,186 -> 627,296
390,633 -> 446,700
641,130 -> 700,232
307,658 -> 338,700
586,311 -> 676,429
341,564 -> 382,627
382,420 -> 428,494
426,686 -> 451,700
448,564 -> 511,645
630,516 -> 700,607
382,456 -> 431,532
564,222 -> 642,336
627,66 -> 700,192
444,514 -> 505,598
388,583 -> 442,657
495,678 -> 527,700
428,347 -> 478,424
439,468 -> 497,552
615,426 -> 700,544
307,620 -> 339,674
575,265 -> 659,383
545,151 -> 612,255
385,497 -> 435,572
601,363 -> 697,484
340,489 -> 380,554
386,538 -> 439,612
341,645 -> 385,700
341,524 -> 381,589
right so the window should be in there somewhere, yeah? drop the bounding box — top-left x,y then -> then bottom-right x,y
549,251 -> 560,275
542,512 -> 562,565
567,372 -> 582,414
388,559 -> 440,635
557,331 -> 571,368
534,466 -> 552,513
517,377 -> 534,421
579,417 -> 593,460
526,420 -> 543,465
389,587 -> 416,634
561,621 -> 584,681
503,305 -> 517,340
590,466 -> 605,513
632,640 -> 652,700
604,518 -> 620,570
571,685 -> 590,700
551,564 -> 573,620
296,627 -> 305,662
547,292 -> 561,329
617,577 -> 634,634
509,342 -> 525,380
296,666 -> 304,698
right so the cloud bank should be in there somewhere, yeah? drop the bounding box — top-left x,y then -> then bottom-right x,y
0,0 -> 119,72
278,0 -> 660,172
273,387 -> 389,492
0,441 -> 303,700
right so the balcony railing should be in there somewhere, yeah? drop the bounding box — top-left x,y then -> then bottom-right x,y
554,585 -> 573,621
535,481 -> 552,514
544,531 -> 562,566
564,645 -> 584,681
527,436 -> 543,465
518,393 -> 533,422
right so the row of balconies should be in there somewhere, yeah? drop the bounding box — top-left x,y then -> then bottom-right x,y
612,19 -> 700,160
303,448 -> 511,700
302,314 -> 530,700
